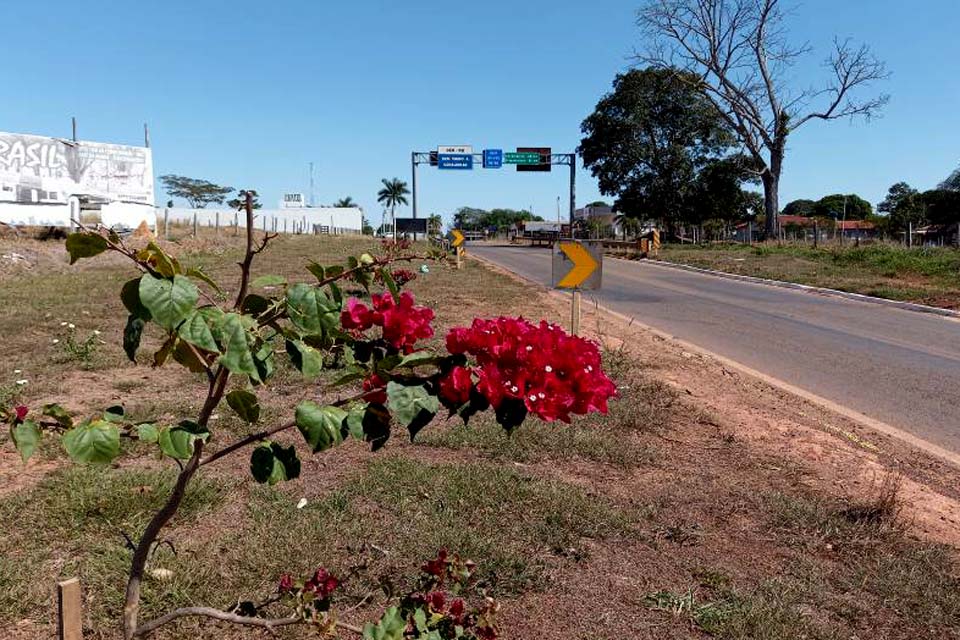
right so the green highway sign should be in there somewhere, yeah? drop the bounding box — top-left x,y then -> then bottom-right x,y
504,152 -> 542,165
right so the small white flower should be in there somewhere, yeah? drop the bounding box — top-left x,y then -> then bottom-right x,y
52,339 -> 60,344
60,321 -> 68,326
13,369 -> 21,374
15,379 -> 27,385
296,498 -> 308,509
93,330 -> 101,336
545,365 -> 553,373
68,323 -> 76,329
529,394 -> 537,402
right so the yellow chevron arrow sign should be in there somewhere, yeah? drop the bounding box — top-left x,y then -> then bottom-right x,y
451,229 -> 465,248
556,241 -> 600,289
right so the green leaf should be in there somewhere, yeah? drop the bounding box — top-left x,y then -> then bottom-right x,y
226,389 -> 260,423
178,310 -> 220,353
11,420 -> 41,462
186,267 -> 222,294
413,608 -> 428,632
252,274 -> 287,288
218,313 -> 260,381
123,315 -> 146,362
136,423 -> 159,443
66,233 -> 108,264
379,268 -> 400,301
41,403 -> 72,429
103,405 -> 125,423
397,351 -> 445,369
386,382 -> 439,441
139,274 -> 199,330
252,342 -> 275,385
241,294 -> 272,317
121,278 -> 151,320
306,262 -> 325,281
343,404 -> 368,440
285,340 -> 323,379
62,420 -> 120,464
250,442 -> 301,485
331,365 -> 366,387
359,403 -> 391,451
363,607 -> 405,640
295,401 -> 346,452
144,242 -> 181,277
286,283 -> 339,336
158,421 -> 209,460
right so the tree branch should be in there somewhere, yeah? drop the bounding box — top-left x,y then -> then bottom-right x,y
132,606 -> 365,637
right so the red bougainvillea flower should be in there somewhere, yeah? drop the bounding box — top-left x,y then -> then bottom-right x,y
422,548 -> 448,578
425,590 -> 446,612
341,292 -> 435,354
362,373 -> 388,404
449,598 -> 466,623
438,366 -> 473,405
277,573 -> 294,594
341,298 -> 375,332
303,567 -> 339,598
14,405 -> 28,422
446,317 -> 617,423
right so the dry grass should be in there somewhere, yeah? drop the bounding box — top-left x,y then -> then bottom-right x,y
0,230 -> 958,639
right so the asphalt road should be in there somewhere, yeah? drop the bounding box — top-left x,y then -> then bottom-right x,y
471,244 -> 960,453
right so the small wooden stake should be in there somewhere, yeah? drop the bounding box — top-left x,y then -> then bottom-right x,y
57,578 -> 82,640
571,290 -> 581,335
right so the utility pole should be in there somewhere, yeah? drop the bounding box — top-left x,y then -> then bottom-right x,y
569,153 -> 576,227
71,117 -> 77,142
309,162 -> 315,207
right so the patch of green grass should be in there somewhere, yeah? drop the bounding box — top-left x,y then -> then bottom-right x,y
659,242 -> 960,308
0,466 -> 231,626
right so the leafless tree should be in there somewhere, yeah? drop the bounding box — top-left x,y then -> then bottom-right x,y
636,0 -> 889,235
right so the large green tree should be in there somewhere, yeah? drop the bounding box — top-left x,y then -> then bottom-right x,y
878,182 -> 924,232
160,175 -> 234,208
637,0 -> 888,236
333,196 -> 357,207
782,199 -> 816,217
452,207 -> 541,231
812,194 -> 872,220
939,165 -> 960,192
922,189 -> 960,225
579,67 -> 750,231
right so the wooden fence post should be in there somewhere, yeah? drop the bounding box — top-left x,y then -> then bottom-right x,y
57,578 -> 82,640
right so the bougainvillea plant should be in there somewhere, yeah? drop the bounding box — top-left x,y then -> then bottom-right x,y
3,198 -> 616,639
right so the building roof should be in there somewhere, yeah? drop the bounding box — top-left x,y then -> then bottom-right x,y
836,220 -> 876,230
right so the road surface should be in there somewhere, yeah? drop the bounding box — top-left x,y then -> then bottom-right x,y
471,244 -> 960,453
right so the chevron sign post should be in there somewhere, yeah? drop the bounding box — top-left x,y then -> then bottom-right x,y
552,241 -> 602,335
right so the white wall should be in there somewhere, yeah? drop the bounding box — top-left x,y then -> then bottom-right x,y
160,207 -> 364,234
0,201 -> 156,229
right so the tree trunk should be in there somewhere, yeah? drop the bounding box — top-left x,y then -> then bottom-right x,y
761,169 -> 780,239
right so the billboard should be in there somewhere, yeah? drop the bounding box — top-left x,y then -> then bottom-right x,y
0,131 -> 154,206
516,146 -> 551,172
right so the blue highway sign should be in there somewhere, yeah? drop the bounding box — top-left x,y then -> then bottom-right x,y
438,153 -> 473,170
482,148 -> 503,168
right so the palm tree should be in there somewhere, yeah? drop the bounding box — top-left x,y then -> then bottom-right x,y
376,178 -> 410,240
614,212 -> 641,240
333,196 -> 356,208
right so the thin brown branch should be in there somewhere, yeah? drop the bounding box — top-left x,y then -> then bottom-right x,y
132,606 -> 364,637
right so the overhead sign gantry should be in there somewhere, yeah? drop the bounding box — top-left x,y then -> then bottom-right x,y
410,145 -> 577,227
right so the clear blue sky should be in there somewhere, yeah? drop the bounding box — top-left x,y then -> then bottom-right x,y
2,1 -> 957,226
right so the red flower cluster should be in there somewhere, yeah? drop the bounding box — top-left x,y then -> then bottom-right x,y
14,405 -> 28,422
304,567 -> 340,598
375,268 -> 417,287
362,373 -> 388,404
445,317 -> 617,423
277,567 -> 339,598
341,292 -> 435,353
438,366 -> 472,406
